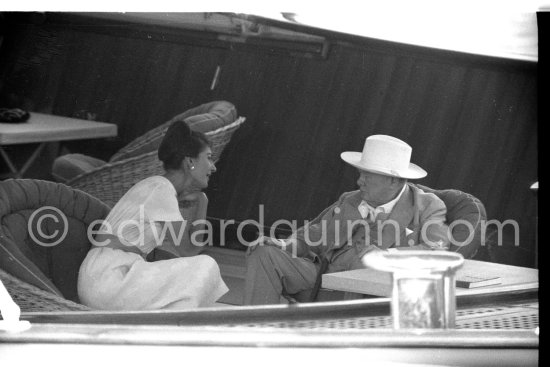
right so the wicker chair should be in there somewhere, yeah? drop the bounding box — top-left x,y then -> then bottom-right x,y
294,184 -> 487,303
108,101 -> 242,163
0,268 -> 91,312
53,100 -> 246,207
65,117 -> 245,207
0,179 -> 111,312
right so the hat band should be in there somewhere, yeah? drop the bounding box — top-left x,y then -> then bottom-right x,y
359,161 -> 407,175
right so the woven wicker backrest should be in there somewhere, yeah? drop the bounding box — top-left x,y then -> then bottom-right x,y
68,117 -> 246,207
0,179 -> 111,302
110,101 -> 237,163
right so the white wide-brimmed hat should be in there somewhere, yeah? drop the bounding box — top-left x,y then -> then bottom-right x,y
340,135 -> 427,179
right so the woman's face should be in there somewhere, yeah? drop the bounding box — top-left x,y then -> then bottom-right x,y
189,147 -> 216,189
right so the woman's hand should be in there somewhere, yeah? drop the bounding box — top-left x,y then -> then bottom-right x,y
181,191 -> 209,256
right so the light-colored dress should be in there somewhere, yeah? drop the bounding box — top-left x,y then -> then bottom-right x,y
77,176 -> 228,310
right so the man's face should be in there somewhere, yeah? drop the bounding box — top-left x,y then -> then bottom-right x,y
356,169 -> 400,206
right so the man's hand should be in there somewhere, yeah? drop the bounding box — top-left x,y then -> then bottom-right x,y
261,236 -> 288,248
247,235 -> 291,254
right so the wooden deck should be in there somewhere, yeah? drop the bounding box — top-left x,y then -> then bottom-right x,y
203,247 -> 247,306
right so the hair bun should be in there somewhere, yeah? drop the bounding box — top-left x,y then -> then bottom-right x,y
158,112 -> 210,171
172,118 -> 192,137
181,119 -> 192,136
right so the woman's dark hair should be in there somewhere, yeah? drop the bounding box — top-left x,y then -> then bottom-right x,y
158,119 -> 210,170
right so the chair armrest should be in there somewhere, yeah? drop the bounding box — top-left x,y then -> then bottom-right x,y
0,269 -> 90,312
416,184 -> 487,259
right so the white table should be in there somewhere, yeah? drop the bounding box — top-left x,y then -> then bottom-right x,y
0,112 -> 117,178
322,259 -> 539,297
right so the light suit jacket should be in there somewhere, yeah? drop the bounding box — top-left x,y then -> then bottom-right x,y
291,184 -> 450,271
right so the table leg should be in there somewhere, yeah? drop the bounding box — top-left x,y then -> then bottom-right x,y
0,143 -> 47,178
0,146 -> 20,177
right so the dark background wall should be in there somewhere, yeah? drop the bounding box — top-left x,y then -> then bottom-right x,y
0,13 -> 538,267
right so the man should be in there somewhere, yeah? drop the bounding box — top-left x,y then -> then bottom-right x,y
244,135 -> 450,305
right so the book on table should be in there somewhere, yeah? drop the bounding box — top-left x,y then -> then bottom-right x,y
455,273 -> 501,288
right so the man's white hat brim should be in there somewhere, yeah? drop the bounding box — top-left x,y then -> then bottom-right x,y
341,151 -> 427,179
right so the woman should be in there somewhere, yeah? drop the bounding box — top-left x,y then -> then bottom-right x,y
77,120 -> 228,310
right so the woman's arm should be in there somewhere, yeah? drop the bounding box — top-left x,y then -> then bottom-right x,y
179,191 -> 209,254
154,192 -> 209,258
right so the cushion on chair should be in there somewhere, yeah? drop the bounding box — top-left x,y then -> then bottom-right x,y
50,101 -> 237,183
51,153 -> 107,183
181,102 -> 237,133
109,100 -> 237,162
0,179 -> 111,302
416,184 -> 486,259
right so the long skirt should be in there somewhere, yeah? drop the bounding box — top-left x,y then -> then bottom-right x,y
78,247 -> 228,310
